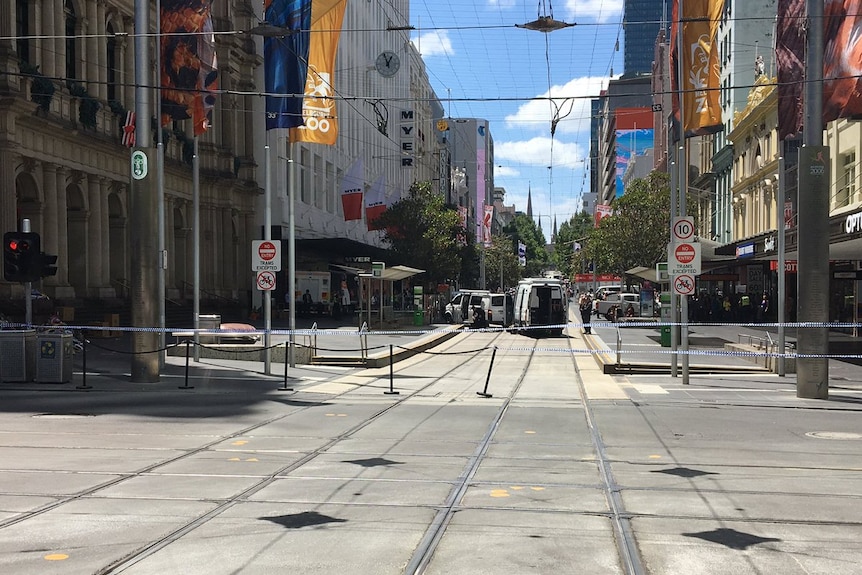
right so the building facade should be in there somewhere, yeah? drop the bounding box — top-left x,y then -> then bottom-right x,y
1,0 -> 444,315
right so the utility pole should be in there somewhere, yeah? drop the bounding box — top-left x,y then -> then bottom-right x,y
130,0 -> 160,382
796,0 -> 829,399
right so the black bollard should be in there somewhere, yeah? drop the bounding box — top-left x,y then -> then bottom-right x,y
384,344 -> 399,395
179,339 -> 194,389
280,346 -> 294,392
76,329 -> 92,390
477,346 -> 496,398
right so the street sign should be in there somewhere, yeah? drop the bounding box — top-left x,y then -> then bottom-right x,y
256,270 -> 276,291
672,216 -> 695,243
673,274 -> 695,296
251,240 -> 281,271
668,242 -> 701,275
372,261 -> 385,278
131,150 -> 148,180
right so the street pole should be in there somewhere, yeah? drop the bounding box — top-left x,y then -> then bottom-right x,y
130,0 -> 159,382
192,137 -> 200,361
797,0 -> 829,399
288,142 -> 297,368
263,138 -> 272,375
777,156 -> 786,377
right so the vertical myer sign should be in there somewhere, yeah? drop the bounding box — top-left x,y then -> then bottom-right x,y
400,109 -> 415,168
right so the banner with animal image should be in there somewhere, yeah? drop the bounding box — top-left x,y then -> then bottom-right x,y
290,0 -> 347,144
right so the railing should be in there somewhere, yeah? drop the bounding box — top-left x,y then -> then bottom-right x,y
360,322 -> 369,360
305,322 -> 318,356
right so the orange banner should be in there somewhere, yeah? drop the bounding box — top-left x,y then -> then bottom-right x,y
672,0 -> 724,137
289,0 -> 347,145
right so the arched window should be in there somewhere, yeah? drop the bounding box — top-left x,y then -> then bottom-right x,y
65,0 -> 77,81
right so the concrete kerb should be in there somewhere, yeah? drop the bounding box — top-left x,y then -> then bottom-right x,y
363,324 -> 464,368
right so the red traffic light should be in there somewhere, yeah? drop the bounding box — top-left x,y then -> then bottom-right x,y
6,238 -> 31,252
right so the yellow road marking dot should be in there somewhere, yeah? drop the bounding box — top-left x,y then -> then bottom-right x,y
232,440 -> 248,446
246,458 -> 258,462
509,486 -> 524,491
524,430 -> 536,434
530,486 -> 545,491
228,457 -> 241,461
490,489 -> 510,498
44,554 -> 69,561
649,455 -> 662,459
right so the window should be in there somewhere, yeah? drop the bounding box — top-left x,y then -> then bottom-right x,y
107,22 -> 118,102
65,0 -> 77,81
838,152 -> 856,208
16,0 -> 29,63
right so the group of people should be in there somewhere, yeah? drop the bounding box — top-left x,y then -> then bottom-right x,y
689,291 -> 771,323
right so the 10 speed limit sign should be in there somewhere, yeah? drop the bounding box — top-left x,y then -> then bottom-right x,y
672,216 -> 695,243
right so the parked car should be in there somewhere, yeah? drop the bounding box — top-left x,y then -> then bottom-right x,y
444,290 -> 491,325
486,292 -> 514,327
595,292 -> 641,320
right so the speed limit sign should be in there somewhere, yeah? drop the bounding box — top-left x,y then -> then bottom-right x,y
672,217 -> 695,243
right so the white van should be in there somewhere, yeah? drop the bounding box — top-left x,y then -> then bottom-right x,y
513,278 -> 566,336
444,290 -> 491,324
486,292 -> 514,327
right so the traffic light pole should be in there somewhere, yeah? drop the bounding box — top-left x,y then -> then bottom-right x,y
22,219 -> 32,326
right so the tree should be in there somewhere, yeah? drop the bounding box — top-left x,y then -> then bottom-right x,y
374,181 -> 467,286
553,212 -> 594,278
483,234 -> 521,291
575,171 -> 684,276
503,213 -> 549,278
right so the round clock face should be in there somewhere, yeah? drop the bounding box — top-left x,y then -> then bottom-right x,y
375,50 -> 400,77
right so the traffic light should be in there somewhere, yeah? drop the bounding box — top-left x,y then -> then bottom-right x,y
3,232 -> 40,282
38,252 -> 58,278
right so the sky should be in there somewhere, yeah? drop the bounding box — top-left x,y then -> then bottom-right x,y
409,0 -> 625,237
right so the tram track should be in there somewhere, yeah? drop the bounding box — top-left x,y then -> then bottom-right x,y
76,329 -> 510,574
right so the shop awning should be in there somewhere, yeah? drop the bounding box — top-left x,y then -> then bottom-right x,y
380,265 -> 424,282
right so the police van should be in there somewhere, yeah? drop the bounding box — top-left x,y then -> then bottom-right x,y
513,278 -> 566,336
444,290 -> 491,325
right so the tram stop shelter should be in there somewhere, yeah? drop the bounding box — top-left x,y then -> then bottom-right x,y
357,265 -> 425,328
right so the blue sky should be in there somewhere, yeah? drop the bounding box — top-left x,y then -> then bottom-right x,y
410,0 -> 625,236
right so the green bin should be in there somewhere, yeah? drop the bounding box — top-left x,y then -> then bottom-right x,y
413,310 -> 424,326
660,325 -> 671,347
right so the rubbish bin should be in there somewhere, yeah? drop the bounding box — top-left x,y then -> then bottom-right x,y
660,325 -> 671,347
199,314 -> 221,343
35,332 -> 74,383
413,309 -> 424,326
0,329 -> 36,382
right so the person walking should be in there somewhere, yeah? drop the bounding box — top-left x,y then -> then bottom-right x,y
578,292 -> 593,334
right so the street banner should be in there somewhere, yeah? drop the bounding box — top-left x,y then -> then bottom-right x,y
482,204 -> 493,247
365,174 -> 386,230
341,158 -> 363,221
290,0 -> 347,144
823,0 -> 862,124
595,204 -> 612,227
776,0 -> 805,140
264,0 -> 312,130
670,0 -> 724,137
160,0 -> 219,135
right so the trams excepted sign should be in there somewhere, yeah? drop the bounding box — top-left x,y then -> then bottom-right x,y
668,241 -> 701,275
252,240 -> 281,272
673,274 -> 695,296
256,271 -> 276,291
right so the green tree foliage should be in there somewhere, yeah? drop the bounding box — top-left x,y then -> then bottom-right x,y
483,234 -> 521,291
374,181 -> 467,286
553,212 -> 594,278
503,213 -> 549,278
574,171 -> 678,275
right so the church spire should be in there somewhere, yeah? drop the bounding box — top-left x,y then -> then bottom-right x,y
526,184 -> 533,218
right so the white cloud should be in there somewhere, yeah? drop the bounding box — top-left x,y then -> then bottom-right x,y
564,0 -> 624,24
487,0 -> 517,8
495,136 -> 586,169
494,165 -> 520,178
412,30 -> 454,57
504,76 -> 610,135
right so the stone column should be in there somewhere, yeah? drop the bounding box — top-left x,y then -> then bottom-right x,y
85,1 -> 97,86
99,178 -> 111,288
87,174 -> 103,293
96,1 -> 108,102
41,163 -> 59,286
0,150 -> 18,235
54,166 -> 70,288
